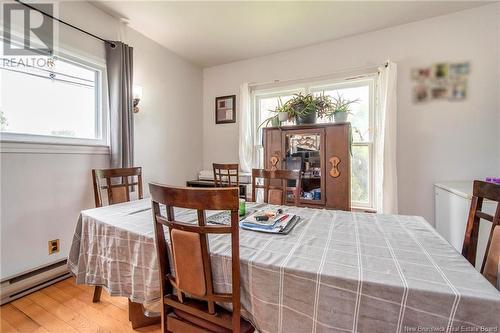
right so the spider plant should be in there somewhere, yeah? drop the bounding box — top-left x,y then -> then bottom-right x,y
326,93 -> 360,122
284,93 -> 333,124
258,97 -> 287,129
259,93 -> 334,127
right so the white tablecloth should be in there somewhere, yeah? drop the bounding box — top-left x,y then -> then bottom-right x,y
68,199 -> 500,333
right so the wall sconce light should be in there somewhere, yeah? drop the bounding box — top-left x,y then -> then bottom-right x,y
133,85 -> 143,113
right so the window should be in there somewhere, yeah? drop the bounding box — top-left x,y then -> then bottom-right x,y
254,90 -> 299,143
0,43 -> 105,145
253,77 -> 376,209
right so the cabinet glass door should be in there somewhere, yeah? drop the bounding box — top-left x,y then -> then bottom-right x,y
284,131 -> 324,204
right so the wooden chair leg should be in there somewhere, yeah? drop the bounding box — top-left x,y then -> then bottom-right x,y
92,286 -> 102,303
128,299 -> 161,329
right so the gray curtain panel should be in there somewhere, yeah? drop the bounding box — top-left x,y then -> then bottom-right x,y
105,41 -> 134,168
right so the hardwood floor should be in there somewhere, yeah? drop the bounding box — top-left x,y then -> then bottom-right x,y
0,278 -> 161,333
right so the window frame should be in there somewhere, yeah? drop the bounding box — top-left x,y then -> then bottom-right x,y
0,37 -> 108,147
252,75 -> 377,210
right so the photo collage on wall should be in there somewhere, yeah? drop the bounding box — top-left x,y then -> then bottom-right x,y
411,62 -> 470,103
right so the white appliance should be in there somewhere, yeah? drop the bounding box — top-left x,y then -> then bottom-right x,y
434,181 -> 495,270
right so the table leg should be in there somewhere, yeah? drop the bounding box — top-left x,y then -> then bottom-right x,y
92,286 -> 102,303
128,299 -> 161,329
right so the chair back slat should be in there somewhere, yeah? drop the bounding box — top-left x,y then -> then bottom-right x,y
251,169 -> 301,206
149,184 -> 242,332
123,175 -> 130,202
197,208 -> 216,314
213,163 -> 240,187
170,229 -> 207,296
92,167 -> 143,207
462,180 -> 500,284
113,187 -> 128,204
157,216 -> 232,234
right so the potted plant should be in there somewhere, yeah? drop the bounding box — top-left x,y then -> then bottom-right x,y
276,97 -> 289,122
328,93 -> 359,123
285,93 -> 315,125
259,92 -> 355,128
286,93 -> 330,125
280,93 -> 333,125
257,98 -> 288,129
259,113 -> 280,128
278,110 -> 289,122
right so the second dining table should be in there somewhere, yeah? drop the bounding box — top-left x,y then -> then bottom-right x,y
68,198 -> 500,333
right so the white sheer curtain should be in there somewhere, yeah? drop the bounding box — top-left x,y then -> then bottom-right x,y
375,61 -> 398,214
239,83 -> 265,201
238,83 -> 255,173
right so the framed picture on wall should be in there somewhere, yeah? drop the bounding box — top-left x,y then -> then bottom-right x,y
215,95 -> 236,124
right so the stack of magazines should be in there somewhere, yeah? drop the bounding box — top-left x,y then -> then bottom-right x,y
240,210 -> 300,234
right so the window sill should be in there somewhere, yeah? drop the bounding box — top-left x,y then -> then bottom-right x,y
0,141 -> 110,155
352,206 -> 377,213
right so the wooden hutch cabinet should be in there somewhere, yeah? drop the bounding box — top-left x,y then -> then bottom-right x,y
262,123 -> 351,211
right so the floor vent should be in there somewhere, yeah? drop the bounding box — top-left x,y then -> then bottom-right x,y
1,259 -> 72,305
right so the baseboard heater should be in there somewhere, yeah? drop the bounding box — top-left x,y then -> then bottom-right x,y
0,259 -> 72,305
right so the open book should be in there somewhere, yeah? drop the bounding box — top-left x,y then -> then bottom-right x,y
240,210 -> 300,234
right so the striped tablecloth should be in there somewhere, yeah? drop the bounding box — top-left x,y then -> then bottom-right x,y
68,198 -> 500,333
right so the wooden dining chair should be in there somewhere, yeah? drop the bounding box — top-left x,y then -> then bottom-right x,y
91,167 -> 143,302
92,167 -> 143,207
483,226 -> 500,289
213,163 -> 240,187
149,184 -> 254,333
461,180 -> 500,285
251,168 -> 301,206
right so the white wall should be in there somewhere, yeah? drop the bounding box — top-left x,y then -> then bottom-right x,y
202,4 -> 500,225
129,26 -> 203,189
0,145 -> 110,280
0,1 -> 202,279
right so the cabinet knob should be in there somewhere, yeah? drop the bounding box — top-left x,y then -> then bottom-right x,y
270,155 -> 279,171
329,156 -> 341,178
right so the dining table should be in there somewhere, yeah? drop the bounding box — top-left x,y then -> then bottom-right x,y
68,198 -> 500,333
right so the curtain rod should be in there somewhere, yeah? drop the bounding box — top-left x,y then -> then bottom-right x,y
248,61 -> 388,88
14,0 -> 116,48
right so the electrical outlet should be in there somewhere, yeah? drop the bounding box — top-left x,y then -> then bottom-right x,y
48,239 -> 60,255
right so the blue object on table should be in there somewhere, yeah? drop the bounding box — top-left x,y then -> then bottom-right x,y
240,215 -> 300,234
241,221 -> 278,230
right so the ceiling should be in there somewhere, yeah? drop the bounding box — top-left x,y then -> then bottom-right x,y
91,1 -> 488,68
